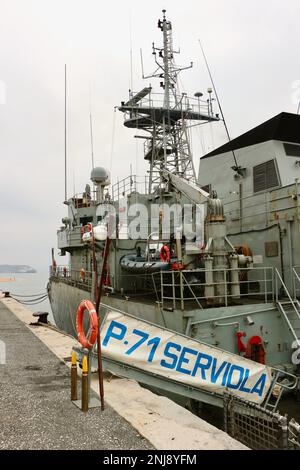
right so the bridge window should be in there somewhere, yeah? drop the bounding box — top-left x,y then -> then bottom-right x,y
253,160 -> 279,193
201,184 -> 211,194
79,216 -> 93,226
284,142 -> 300,157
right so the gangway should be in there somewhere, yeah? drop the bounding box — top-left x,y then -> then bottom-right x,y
74,306 -> 298,411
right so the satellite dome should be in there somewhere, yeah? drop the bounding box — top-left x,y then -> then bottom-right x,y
90,167 -> 109,185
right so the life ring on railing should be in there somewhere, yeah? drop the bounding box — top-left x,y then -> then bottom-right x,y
80,268 -> 86,282
160,245 -> 171,263
76,300 -> 98,350
235,245 -> 252,257
171,262 -> 184,271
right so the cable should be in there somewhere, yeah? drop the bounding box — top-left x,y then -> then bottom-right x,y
10,292 -> 47,298
11,294 -> 48,305
17,294 -> 48,300
12,297 -> 48,306
198,40 -> 239,170
12,295 -> 48,302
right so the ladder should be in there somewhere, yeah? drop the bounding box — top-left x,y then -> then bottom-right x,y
275,269 -> 300,343
277,301 -> 300,343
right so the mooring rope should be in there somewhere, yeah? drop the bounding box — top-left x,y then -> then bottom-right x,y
10,293 -> 48,305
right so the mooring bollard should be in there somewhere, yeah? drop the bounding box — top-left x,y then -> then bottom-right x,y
71,351 -> 77,401
81,356 -> 88,412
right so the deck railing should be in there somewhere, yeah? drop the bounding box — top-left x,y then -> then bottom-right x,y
292,266 -> 300,299
111,175 -> 150,200
152,266 -> 274,311
123,91 -> 211,116
50,265 -> 282,309
50,266 -> 93,291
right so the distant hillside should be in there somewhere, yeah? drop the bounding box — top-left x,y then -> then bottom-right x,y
0,265 -> 37,273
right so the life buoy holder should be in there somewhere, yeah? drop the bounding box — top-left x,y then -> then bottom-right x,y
236,331 -> 247,353
76,300 -> 98,350
160,245 -> 171,263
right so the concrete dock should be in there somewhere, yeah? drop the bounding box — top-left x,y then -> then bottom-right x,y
0,301 -> 152,450
0,297 -> 247,450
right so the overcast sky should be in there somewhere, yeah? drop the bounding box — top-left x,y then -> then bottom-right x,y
0,0 -> 300,271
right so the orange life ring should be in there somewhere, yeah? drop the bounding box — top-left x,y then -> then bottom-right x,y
235,245 -> 252,257
160,245 -> 171,263
76,299 -> 98,350
171,262 -> 184,271
80,268 -> 86,281
81,223 -> 93,235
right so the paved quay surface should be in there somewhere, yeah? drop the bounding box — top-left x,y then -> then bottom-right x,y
0,297 -> 247,450
0,301 -> 152,450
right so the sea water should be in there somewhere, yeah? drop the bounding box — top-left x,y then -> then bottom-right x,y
0,271 -> 54,323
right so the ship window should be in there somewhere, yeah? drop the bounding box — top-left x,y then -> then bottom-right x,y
283,143 -> 300,157
253,160 -> 279,193
201,184 -> 211,194
80,216 -> 93,226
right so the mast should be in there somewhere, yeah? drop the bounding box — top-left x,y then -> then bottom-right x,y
161,9 -> 172,109
119,10 -> 219,193
64,64 -> 67,202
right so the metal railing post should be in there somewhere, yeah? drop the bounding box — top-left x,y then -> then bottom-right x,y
264,267 -> 267,304
180,271 -> 184,311
160,270 -> 164,310
172,270 -> 176,310
224,270 -> 228,307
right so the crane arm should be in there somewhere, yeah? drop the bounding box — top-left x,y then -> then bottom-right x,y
162,170 -> 210,205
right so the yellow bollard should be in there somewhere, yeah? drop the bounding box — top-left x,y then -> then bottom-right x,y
81,356 -> 88,412
71,351 -> 78,401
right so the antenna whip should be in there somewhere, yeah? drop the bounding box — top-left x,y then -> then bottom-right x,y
198,40 -> 239,170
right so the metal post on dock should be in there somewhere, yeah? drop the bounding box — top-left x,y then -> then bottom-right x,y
81,356 -> 89,412
71,351 -> 78,401
87,350 -> 92,404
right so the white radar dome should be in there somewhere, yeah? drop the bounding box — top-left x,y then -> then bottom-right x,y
90,167 -> 110,185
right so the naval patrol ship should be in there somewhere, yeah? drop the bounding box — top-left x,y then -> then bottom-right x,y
48,11 -> 300,418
